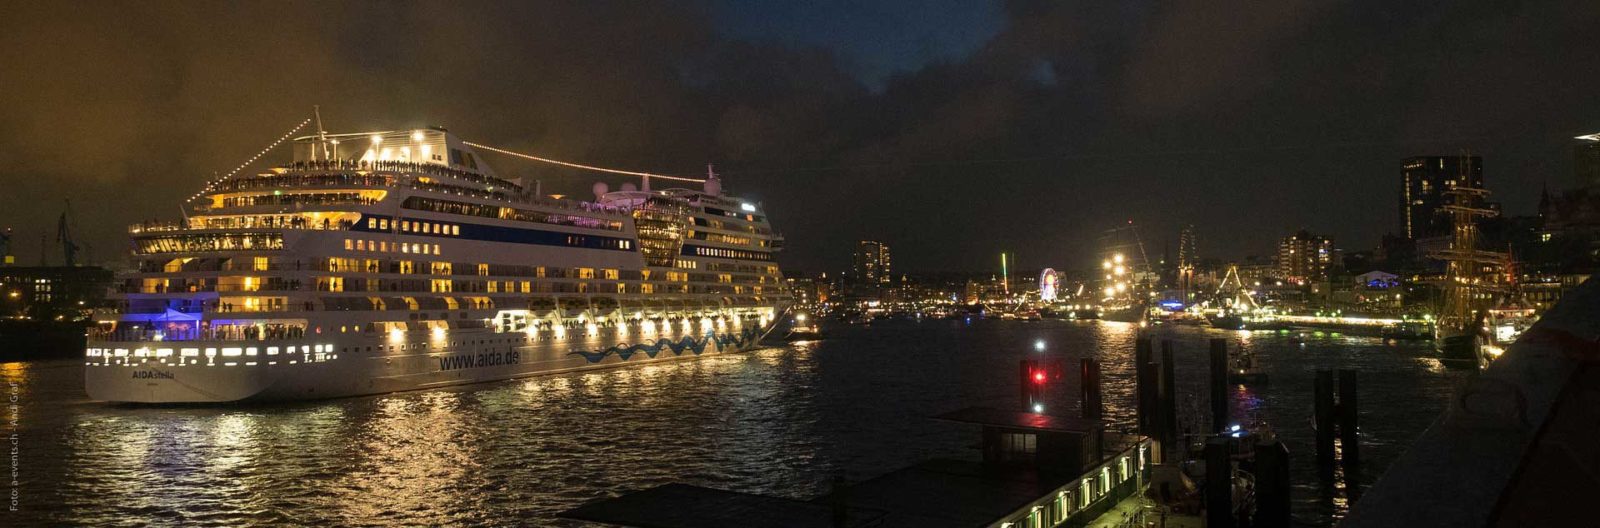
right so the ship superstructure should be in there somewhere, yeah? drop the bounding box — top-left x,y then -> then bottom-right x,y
86,126 -> 788,402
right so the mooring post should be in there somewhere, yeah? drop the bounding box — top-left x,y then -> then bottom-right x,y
1209,338 -> 1229,433
1081,358 -> 1103,421
831,474 -> 848,528
1135,337 -> 1154,436
1314,369 -> 1336,473
1020,359 -> 1034,408
1338,369 -> 1360,468
1159,339 -> 1178,459
1254,440 -> 1291,528
1205,436 -> 1235,528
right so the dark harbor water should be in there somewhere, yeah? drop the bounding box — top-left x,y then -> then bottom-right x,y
3,319 -> 1460,526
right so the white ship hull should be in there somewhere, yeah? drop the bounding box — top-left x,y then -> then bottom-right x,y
87,321 -> 778,403
88,125 -> 792,404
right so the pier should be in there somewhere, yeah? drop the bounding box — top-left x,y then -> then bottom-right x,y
1345,273 -> 1600,526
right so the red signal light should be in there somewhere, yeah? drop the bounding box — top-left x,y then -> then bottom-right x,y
1033,371 -> 1046,383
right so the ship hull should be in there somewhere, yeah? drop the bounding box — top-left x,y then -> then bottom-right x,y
86,321 -> 778,403
1436,333 -> 1481,370
1207,315 -> 1246,330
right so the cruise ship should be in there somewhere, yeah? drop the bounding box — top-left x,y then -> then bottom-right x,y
85,126 -> 789,402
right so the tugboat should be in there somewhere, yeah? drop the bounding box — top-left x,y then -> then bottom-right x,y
1207,311 -> 1247,330
784,312 -> 824,341
1380,320 -> 1434,341
1228,347 -> 1269,384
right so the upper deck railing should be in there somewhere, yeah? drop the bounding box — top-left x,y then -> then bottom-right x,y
278,159 -> 522,192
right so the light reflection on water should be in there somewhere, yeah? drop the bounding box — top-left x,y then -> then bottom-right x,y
7,320 -> 1455,526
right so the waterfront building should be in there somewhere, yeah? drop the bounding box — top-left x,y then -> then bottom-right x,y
1,227 -> 13,266
1577,132 -> 1600,188
0,265 -> 112,321
1277,230 -> 1335,285
853,240 -> 891,284
1401,156 -> 1483,240
785,276 -> 816,309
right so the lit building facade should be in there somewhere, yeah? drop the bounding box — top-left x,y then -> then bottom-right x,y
0,266 -> 112,321
853,240 -> 891,284
1277,230 -> 1334,285
1401,156 -> 1483,239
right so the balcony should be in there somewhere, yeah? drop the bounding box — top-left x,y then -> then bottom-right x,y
130,216 -> 357,234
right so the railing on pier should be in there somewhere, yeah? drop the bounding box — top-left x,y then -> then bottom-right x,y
989,437 -> 1154,528
1343,274 -> 1599,527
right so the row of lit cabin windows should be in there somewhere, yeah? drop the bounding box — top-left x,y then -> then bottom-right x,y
318,258 -> 648,282
691,246 -> 772,262
307,278 -> 765,295
345,238 -> 441,255
368,217 -> 462,236
688,230 -> 758,247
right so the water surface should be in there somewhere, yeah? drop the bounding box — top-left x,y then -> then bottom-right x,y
2,319 -> 1459,526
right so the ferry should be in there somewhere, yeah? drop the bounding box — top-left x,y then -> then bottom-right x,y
85,125 -> 789,402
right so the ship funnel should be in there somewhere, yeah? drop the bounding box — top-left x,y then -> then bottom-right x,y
592,182 -> 610,200
704,164 -> 722,196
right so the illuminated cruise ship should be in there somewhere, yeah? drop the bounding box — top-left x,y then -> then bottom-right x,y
86,126 -> 788,402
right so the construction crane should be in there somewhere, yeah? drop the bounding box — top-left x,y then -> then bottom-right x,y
56,200 -> 81,267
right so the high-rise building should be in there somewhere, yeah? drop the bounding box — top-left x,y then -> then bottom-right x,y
853,240 -> 891,284
1577,133 -> 1600,189
1401,156 -> 1483,239
1277,230 -> 1334,285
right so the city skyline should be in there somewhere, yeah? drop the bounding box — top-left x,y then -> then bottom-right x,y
2,1 -> 1598,273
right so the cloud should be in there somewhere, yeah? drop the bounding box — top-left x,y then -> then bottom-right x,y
0,0 -> 1597,273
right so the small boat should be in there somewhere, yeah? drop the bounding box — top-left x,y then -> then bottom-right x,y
1380,320 -> 1434,341
784,312 -> 825,341
1229,349 -> 1268,384
1208,313 -> 1246,330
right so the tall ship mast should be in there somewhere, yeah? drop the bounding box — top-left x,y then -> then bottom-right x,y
1431,155 -> 1505,370
1097,222 -> 1154,323
86,121 -> 789,402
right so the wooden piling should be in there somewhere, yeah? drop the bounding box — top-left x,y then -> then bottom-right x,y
1019,359 -> 1034,408
1135,338 -> 1154,436
1314,369 -> 1336,472
1080,358 -> 1103,421
1339,369 -> 1361,467
1159,340 -> 1178,458
1205,436 -> 1235,528
1209,338 -> 1229,433
1253,441 -> 1291,528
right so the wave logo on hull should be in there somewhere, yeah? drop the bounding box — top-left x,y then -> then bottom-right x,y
568,326 -> 763,363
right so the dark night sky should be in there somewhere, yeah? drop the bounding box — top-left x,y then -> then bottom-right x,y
1,1 -> 1597,274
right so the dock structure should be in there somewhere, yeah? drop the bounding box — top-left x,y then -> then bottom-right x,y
1344,273 -> 1600,527
562,406 -> 1154,528
559,483 -> 892,528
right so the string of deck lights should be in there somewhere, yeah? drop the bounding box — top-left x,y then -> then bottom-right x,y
463,141 -> 706,183
184,118 -> 700,207
188,118 -> 312,203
